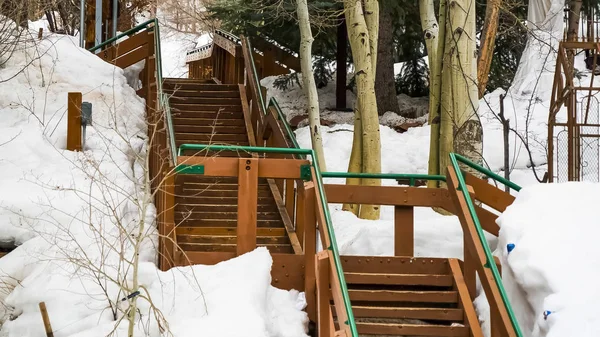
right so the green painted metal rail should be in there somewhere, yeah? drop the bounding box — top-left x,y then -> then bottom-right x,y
321,172 -> 446,186
177,143 -> 358,337
453,153 -> 522,192
449,153 -> 523,337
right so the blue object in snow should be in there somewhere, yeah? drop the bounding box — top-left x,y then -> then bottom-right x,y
507,243 -> 516,253
543,311 -> 552,320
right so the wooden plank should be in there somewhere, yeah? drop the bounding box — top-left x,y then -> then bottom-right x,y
267,179 -> 302,254
180,242 -> 292,253
161,174 -> 176,271
177,156 -> 311,179
324,185 -> 450,208
351,306 -> 464,321
449,259 -> 484,337
271,254 -> 305,291
67,92 -> 82,151
302,182 -> 317,322
285,180 -> 295,220
344,289 -> 458,303
356,322 -> 468,336
114,44 -> 150,68
464,172 -> 515,212
237,158 -> 258,255
176,226 -> 285,236
344,272 -> 454,287
177,235 -> 289,244
316,251 -> 331,337
163,89 -> 240,98
239,84 -> 256,146
394,206 -> 414,256
109,30 -> 149,58
340,256 -> 450,275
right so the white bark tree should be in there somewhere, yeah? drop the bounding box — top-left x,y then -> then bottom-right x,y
296,0 -> 327,171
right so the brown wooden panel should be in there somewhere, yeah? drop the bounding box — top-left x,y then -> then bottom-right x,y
111,30 -> 149,58
340,256 -> 450,275
465,172 -> 515,212
237,158 -> 258,255
356,322 -> 468,336
395,206 -> 414,256
449,259 -> 485,337
114,44 -> 149,68
351,306 -> 464,321
177,157 -> 311,179
179,242 -> 292,253
272,254 -> 305,291
344,272 -> 453,287
344,289 -> 458,303
324,184 -> 449,208
176,226 -> 286,236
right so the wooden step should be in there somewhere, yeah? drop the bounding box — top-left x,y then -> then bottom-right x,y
163,89 -> 240,98
179,242 -> 293,253
344,272 -> 454,287
176,227 -> 286,236
163,83 -> 239,91
173,118 -> 246,126
355,322 -> 468,336
341,256 -> 451,275
177,234 -> 290,245
172,132 -> 248,142
179,183 -> 271,191
174,125 -> 247,134
170,104 -> 243,112
175,204 -> 279,213
170,110 -> 244,119
351,306 -> 463,321
174,218 -> 284,228
169,96 -> 242,105
178,150 -> 252,158
175,211 -> 283,221
176,196 -> 275,204
345,289 -> 458,303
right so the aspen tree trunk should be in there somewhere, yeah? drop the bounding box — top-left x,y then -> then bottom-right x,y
478,0 -> 502,98
439,0 -> 483,173
344,0 -> 381,220
296,0 -> 327,171
420,0 -> 446,186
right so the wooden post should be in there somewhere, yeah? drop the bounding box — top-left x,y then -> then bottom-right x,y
315,251 -> 330,337
394,206 -> 414,256
301,182 -> 317,322
161,173 -> 176,270
237,158 -> 258,255
285,179 -> 295,222
38,302 -> 54,337
67,92 -> 82,151
38,28 -> 43,40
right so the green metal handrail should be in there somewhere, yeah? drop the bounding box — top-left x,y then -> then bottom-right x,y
453,153 -> 522,192
449,153 -> 523,337
88,18 -> 156,52
177,143 -> 358,337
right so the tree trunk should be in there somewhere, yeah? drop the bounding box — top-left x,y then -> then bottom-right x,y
375,1 -> 400,115
420,0 -> 446,186
296,0 -> 327,171
566,0 -> 582,70
342,107 -> 362,215
345,0 -> 381,220
478,0 -> 502,98
439,0 -> 483,173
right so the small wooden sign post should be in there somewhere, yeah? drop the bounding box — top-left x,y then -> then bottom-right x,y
38,302 -> 54,337
67,92 -> 82,151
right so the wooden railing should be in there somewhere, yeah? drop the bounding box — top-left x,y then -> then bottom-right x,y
447,154 -> 523,337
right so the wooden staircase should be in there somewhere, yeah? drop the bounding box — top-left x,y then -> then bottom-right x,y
334,256 -> 479,337
164,78 -> 295,256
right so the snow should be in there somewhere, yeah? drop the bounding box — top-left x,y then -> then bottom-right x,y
0,21 -> 307,337
494,183 -> 600,337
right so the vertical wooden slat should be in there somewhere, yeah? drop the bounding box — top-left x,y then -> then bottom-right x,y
161,173 -> 176,270
39,302 -> 54,337
394,206 -> 414,256
237,158 -> 258,255
316,251 -> 331,337
302,182 -> 317,322
67,92 -> 82,151
449,259 -> 484,337
464,243 -> 477,298
285,179 -> 295,224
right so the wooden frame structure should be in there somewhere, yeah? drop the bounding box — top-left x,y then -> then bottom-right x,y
92,20 -> 523,337
549,41 -> 600,182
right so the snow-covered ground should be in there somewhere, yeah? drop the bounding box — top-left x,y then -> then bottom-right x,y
0,20 -> 307,337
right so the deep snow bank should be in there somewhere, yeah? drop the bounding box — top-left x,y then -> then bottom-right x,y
0,27 -> 307,336
494,183 -> 600,337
